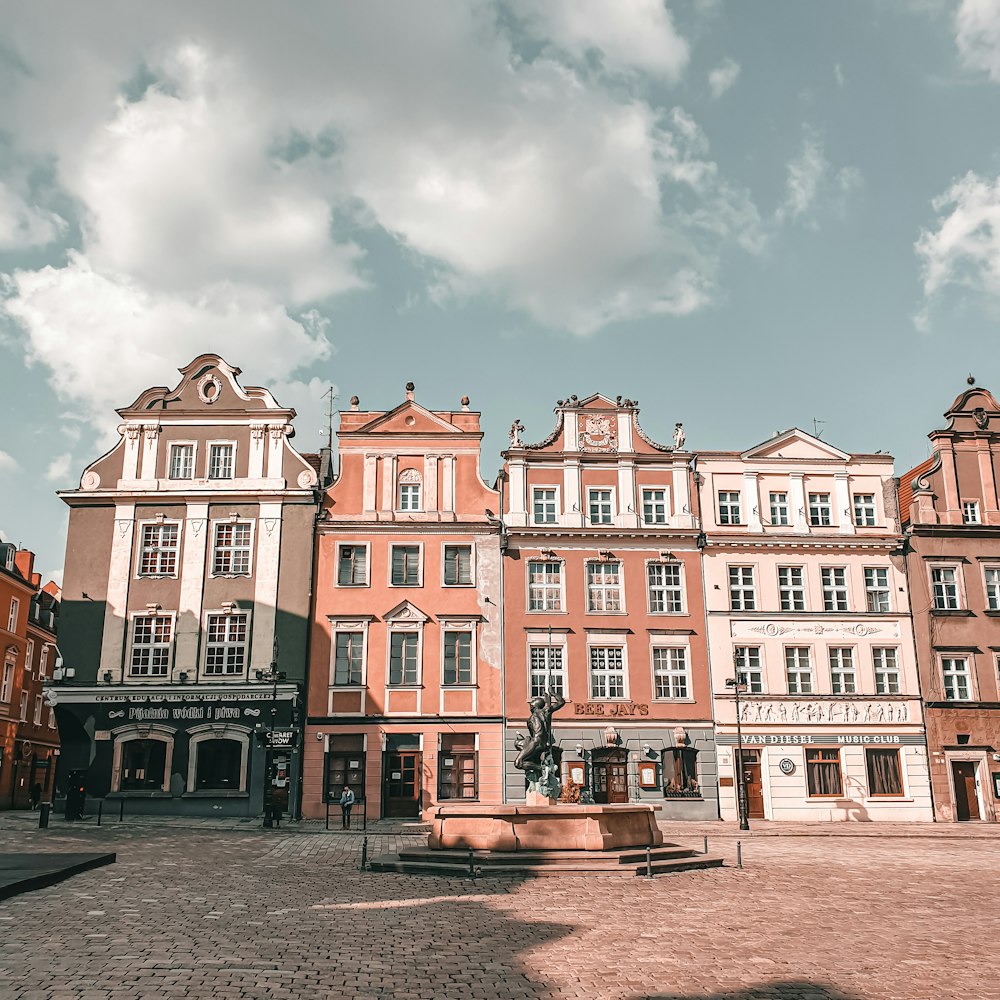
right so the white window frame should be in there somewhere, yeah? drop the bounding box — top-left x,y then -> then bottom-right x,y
397,480 -> 423,512
962,500 -> 982,525
25,638 -> 35,673
941,655 -> 973,701
441,623 -> 477,687
864,566 -> 891,612
135,520 -> 182,579
187,726 -> 250,794
206,440 -> 237,480
777,566 -> 806,612
829,647 -> 857,695
442,543 -> 476,587
821,566 -> 850,612
808,492 -> 833,527
167,441 -> 197,481
526,559 -> 565,613
646,560 -> 685,614
18,690 -> 28,721
984,565 -> 1000,611
768,491 -> 790,527
929,564 -> 964,611
587,644 -> 628,700
527,640 -> 569,699
330,618 -> 370,688
386,625 -> 422,687
210,519 -> 255,578
113,730 -> 174,794
127,611 -> 176,680
203,610 -> 252,678
785,646 -> 813,694
729,565 -> 756,611
853,493 -> 877,527
587,486 -> 616,525
7,598 -> 19,633
1,656 -> 13,701
336,542 -> 371,588
388,542 -> 424,588
39,644 -> 50,679
651,644 -> 691,701
718,490 -> 742,526
33,694 -> 43,725
641,487 -> 669,525
873,647 -> 900,695
531,486 -> 560,525
734,645 -> 764,693
585,559 -> 625,614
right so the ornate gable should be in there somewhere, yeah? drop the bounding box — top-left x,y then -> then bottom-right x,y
352,401 -> 463,437
383,600 -> 430,623
743,428 -> 850,463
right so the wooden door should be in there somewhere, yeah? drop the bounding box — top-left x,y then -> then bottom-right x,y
383,751 -> 421,817
593,760 -> 628,804
952,761 -> 981,821
741,750 -> 765,819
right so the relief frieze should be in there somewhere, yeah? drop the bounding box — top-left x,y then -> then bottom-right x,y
730,620 -> 901,640
737,700 -> 909,724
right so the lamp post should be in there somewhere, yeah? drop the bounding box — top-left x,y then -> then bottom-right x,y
726,669 -> 750,831
256,637 -> 286,829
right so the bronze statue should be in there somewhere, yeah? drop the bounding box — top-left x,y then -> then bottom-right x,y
514,690 -> 566,798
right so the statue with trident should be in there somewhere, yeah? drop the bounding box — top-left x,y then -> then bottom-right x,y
514,689 -> 566,800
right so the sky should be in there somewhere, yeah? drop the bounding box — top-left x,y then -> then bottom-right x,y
2,0 -> 1000,582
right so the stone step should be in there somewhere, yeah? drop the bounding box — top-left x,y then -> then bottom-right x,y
395,845 -> 701,866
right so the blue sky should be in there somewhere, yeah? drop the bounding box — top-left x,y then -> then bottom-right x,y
2,0 -> 1000,580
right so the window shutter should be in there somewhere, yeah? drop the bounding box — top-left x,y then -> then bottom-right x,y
389,633 -> 403,684
391,547 -> 404,583
444,633 -> 456,684
444,547 -> 457,585
338,548 -> 350,586
458,547 -> 471,584
352,548 -> 366,585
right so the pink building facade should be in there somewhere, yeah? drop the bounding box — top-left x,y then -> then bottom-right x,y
699,430 -> 932,822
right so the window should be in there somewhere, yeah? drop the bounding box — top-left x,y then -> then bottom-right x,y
138,523 -> 179,577
647,562 -> 683,613
532,488 -> 558,524
931,566 -> 960,610
337,544 -> 368,586
821,567 -> 849,612
439,735 -> 477,800
586,561 -> 623,612
39,645 -> 50,679
398,482 -> 422,511
734,646 -> 763,693
212,522 -> 252,576
33,695 -> 43,725
778,566 -> 805,611
527,561 -> 563,612
168,443 -> 194,480
443,545 -> 473,586
963,500 -> 981,525
589,647 -> 625,699
864,567 -> 890,612
388,632 -> 419,685
120,739 -> 167,791
652,647 -> 689,699
390,546 -> 421,586
985,568 -> 1000,611
642,489 -> 667,524
25,639 -> 34,672
873,647 -> 900,694
769,492 -> 789,526
333,632 -> 364,686
866,748 -> 903,796
829,647 -> 856,694
208,443 -> 234,480
785,647 -> 812,693
129,615 -> 174,677
19,690 -> 28,721
806,748 -> 842,797
48,708 -> 56,729
1,659 -> 12,701
942,657 -> 971,701
529,646 -> 565,697
588,488 -> 614,525
7,598 -> 19,632
204,613 -> 249,676
195,739 -> 243,791
729,566 -> 756,611
443,631 -> 473,685
808,492 -> 832,527
853,494 -> 876,527
718,491 -> 742,525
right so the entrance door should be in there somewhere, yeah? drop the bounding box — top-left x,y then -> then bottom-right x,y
593,755 -> 628,804
741,749 -> 765,819
383,751 -> 421,817
952,761 -> 981,821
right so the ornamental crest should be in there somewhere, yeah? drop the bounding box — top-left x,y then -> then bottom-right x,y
579,414 -> 617,453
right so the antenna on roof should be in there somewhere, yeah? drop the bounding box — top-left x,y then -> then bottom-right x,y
812,418 -> 826,439
321,386 -> 337,451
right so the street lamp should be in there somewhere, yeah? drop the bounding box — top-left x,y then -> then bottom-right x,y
256,637 -> 286,829
726,669 -> 751,832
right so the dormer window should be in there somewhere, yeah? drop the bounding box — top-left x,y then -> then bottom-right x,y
963,500 -> 981,525
397,469 -> 422,511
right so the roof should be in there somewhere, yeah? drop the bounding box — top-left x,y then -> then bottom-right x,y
897,455 -> 936,527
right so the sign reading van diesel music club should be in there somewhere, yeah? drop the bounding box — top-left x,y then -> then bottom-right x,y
716,733 -> 927,746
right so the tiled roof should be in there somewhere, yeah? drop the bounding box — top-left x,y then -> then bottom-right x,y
897,456 -> 936,527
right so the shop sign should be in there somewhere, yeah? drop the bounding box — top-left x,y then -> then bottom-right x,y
104,703 -> 267,722
779,758 -> 796,775
573,703 -> 649,717
264,729 -> 299,749
717,733 -> 926,746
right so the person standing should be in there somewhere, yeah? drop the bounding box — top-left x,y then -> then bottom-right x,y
30,782 -> 42,811
339,785 -> 355,830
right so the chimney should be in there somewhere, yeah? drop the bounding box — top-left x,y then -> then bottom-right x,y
14,548 -> 34,582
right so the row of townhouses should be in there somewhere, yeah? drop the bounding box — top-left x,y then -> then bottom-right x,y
42,356 -> 1000,824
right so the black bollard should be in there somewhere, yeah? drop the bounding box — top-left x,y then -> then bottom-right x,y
736,840 -> 743,870
119,798 -> 125,822
360,836 -> 368,872
645,846 -> 653,880
703,835 -> 708,855
97,801 -> 103,827
38,803 -> 50,829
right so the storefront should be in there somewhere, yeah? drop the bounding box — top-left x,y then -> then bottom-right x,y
49,683 -> 301,818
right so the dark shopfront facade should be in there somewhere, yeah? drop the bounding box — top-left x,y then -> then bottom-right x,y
49,684 -> 301,818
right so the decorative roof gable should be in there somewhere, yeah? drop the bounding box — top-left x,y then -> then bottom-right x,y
383,600 -> 430,623
349,400 -> 464,437
742,428 -> 850,462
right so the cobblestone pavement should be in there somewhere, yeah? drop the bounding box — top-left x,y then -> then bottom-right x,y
0,820 -> 997,1000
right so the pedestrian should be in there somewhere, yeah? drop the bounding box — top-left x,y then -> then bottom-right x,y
339,784 -> 355,830
29,782 -> 42,811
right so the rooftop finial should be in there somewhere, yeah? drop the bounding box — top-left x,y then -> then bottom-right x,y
405,381 -> 415,401
460,395 -> 470,411
350,395 -> 360,410
968,374 -> 976,386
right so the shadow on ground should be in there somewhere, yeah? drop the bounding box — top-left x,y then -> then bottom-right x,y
643,984 -> 858,1000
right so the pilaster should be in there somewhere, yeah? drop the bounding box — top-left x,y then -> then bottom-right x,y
177,503 -> 209,676
251,502 -> 283,671
99,503 -> 136,680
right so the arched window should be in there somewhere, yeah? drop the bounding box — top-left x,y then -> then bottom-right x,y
195,739 -> 243,790
120,739 -> 168,791
397,469 -> 422,512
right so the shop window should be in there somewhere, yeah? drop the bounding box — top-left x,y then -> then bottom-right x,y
325,737 -> 365,803
120,739 -> 167,791
438,735 -> 477,800
866,748 -> 903,797
806,748 -> 843,797
195,739 -> 243,791
661,745 -> 700,798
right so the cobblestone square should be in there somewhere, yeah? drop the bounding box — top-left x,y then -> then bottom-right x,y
0,819 -> 997,1000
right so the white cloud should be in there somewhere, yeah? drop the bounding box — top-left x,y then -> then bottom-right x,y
0,450 -> 19,472
0,180 -> 64,251
916,171 -> 1000,310
834,63 -> 845,88
775,129 -> 861,226
955,0 -> 1000,80
708,58 -> 741,99
44,453 -> 73,483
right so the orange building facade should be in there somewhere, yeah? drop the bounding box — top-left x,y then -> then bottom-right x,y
302,385 -> 503,819
501,396 -> 719,819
